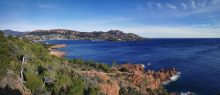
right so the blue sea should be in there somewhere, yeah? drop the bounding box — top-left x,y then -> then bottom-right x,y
45,39 -> 220,95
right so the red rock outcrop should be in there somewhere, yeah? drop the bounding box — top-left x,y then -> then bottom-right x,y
113,64 -> 177,92
82,70 -> 110,81
80,64 -> 177,95
81,70 -> 120,95
99,81 -> 120,95
117,64 -> 145,73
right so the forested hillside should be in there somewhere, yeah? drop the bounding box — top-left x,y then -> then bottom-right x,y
0,31 -> 176,95
0,31 -> 109,95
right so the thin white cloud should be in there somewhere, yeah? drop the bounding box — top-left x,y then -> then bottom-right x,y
166,3 -> 177,10
210,0 -> 220,5
156,3 -> 162,8
186,5 -> 220,16
191,0 -> 196,8
135,0 -> 220,19
120,25 -> 220,38
192,23 -> 211,27
139,0 -> 220,18
181,3 -> 187,9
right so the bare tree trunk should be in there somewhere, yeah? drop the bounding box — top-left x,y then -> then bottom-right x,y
20,67 -> 24,82
20,56 -> 25,82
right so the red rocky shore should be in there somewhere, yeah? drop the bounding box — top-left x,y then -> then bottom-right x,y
0,63 -> 179,95
81,63 -> 179,95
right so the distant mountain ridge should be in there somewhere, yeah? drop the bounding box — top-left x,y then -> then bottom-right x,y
1,30 -> 26,36
23,29 -> 145,41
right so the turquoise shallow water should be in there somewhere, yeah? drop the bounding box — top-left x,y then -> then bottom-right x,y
45,39 -> 220,95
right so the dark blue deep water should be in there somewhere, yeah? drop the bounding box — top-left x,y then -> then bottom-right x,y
46,39 -> 220,95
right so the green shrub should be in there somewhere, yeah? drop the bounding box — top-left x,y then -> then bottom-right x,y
84,60 -> 110,72
69,59 -> 84,65
120,67 -> 129,72
0,69 -> 7,80
52,75 -> 85,95
24,72 -> 44,92
97,64 -> 110,72
68,78 -> 85,95
84,86 -> 100,95
37,65 -> 47,75
119,87 -> 142,95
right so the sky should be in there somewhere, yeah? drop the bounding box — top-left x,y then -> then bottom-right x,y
0,0 -> 220,38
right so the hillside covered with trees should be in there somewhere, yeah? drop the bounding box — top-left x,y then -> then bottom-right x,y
23,29 -> 145,41
0,31 -> 177,95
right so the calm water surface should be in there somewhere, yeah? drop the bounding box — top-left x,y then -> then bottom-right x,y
45,39 -> 220,95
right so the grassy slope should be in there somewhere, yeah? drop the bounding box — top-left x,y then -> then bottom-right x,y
0,31 -> 110,95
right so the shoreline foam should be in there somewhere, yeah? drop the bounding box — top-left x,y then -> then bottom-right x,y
163,72 -> 181,85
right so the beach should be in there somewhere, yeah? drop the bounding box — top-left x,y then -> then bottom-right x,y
49,44 -> 66,57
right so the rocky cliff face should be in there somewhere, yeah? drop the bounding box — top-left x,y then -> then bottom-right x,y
115,64 -> 177,94
23,29 -> 145,41
81,70 -> 120,95
0,70 -> 31,95
80,64 -> 177,95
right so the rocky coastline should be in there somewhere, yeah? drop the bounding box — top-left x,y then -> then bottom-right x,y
47,44 -> 179,95
0,63 -> 178,95
0,32 -> 180,95
80,64 -> 178,95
